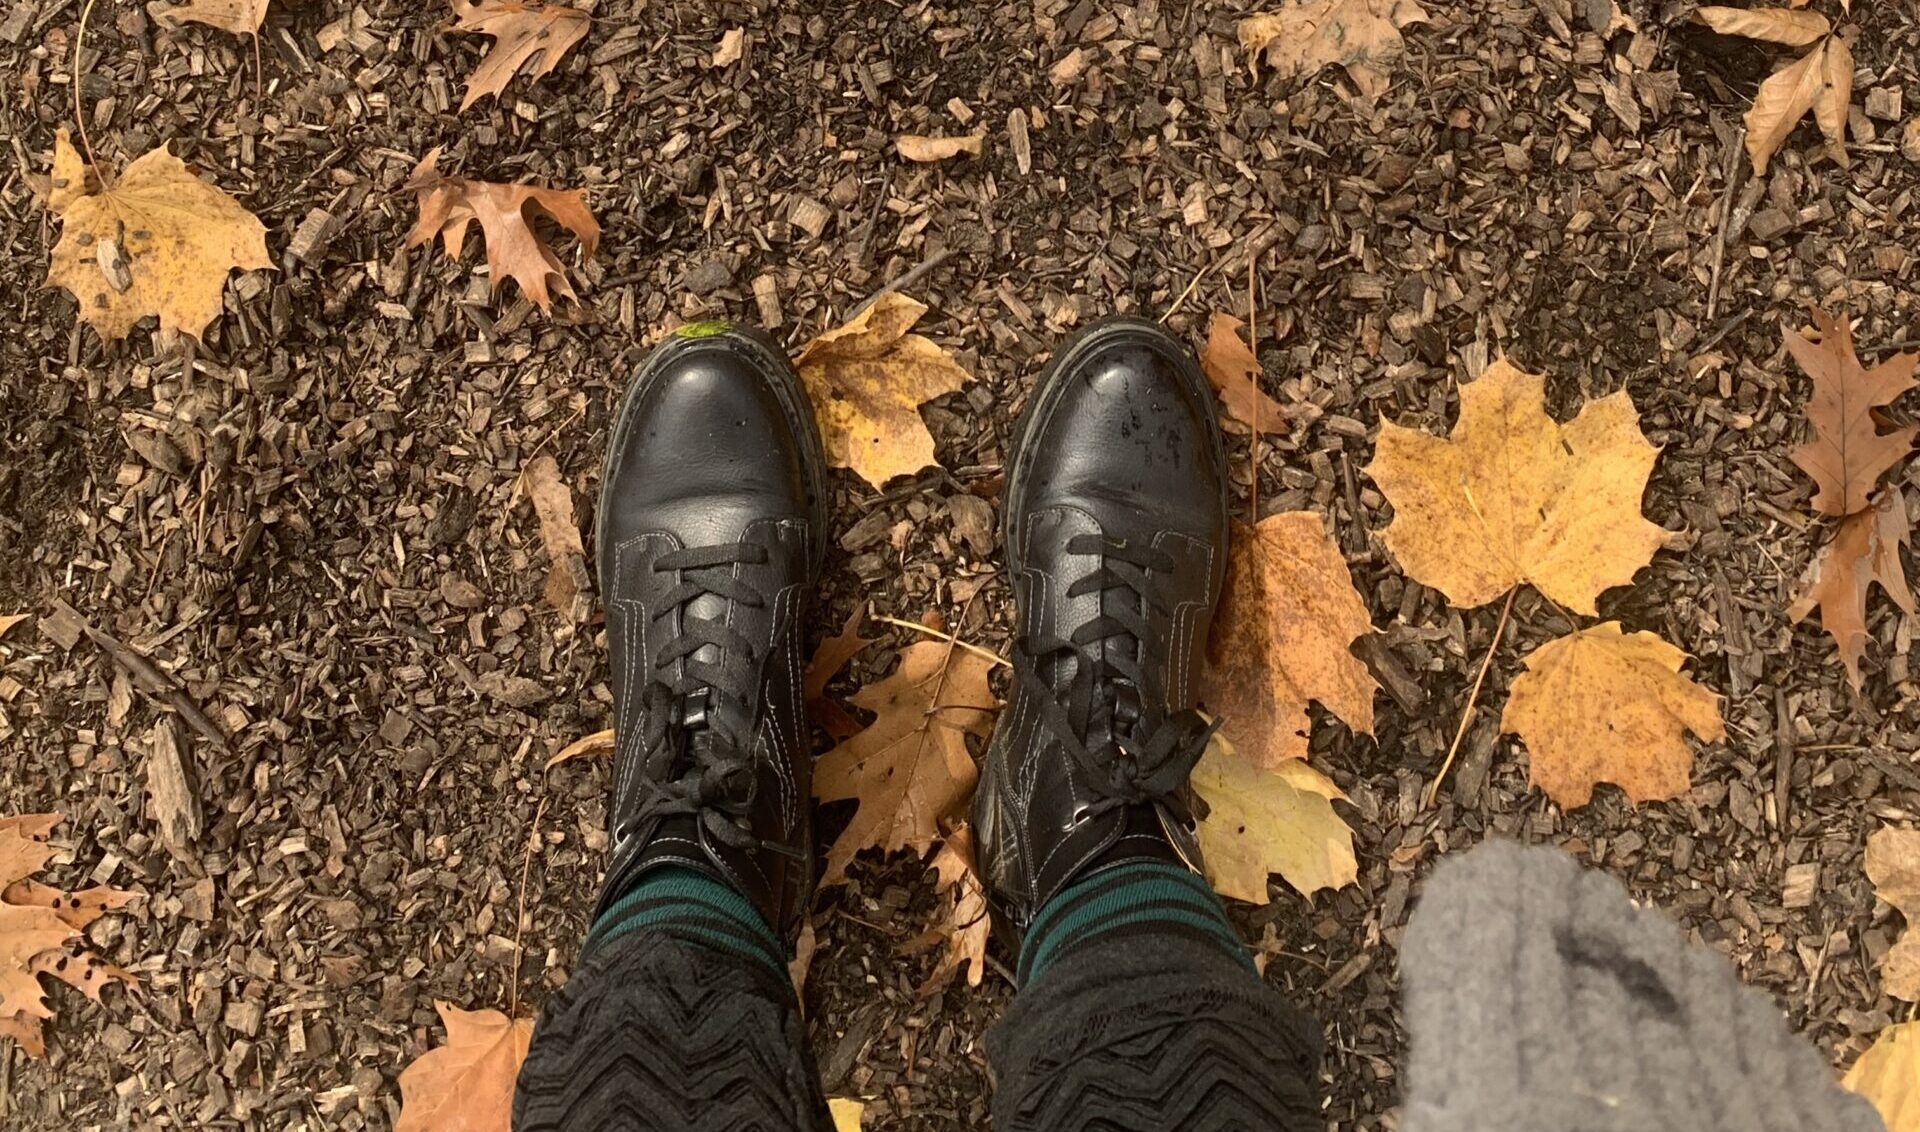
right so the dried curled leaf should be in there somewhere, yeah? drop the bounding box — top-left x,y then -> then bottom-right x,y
449,0 -> 589,111
45,129 -> 270,342
1501,623 -> 1724,808
794,294 -> 972,490
521,455 -> 590,621
1791,486 -> 1915,690
812,639 -> 998,886
1739,32 -> 1852,174
1694,5 -> 1829,46
895,133 -> 985,162
1198,313 -> 1289,433
1366,358 -> 1666,615
405,149 -> 600,311
1865,827 -> 1920,1002
149,0 -> 272,35
396,1002 -> 534,1132
1191,733 -> 1357,903
1201,512 -> 1377,770
1239,0 -> 1429,99
1786,309 -> 1918,518
1845,1021 -> 1920,1132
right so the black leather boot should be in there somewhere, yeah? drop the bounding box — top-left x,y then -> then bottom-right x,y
972,317 -> 1230,953
593,323 -> 827,939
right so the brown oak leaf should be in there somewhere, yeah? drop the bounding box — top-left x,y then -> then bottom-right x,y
405,149 -> 600,311
1197,313 -> 1289,434
449,0 -> 589,111
0,814 -> 138,1058
1786,309 -> 1918,518
804,608 -> 875,742
921,824 -> 989,990
812,639 -> 998,886
1791,486 -> 1915,690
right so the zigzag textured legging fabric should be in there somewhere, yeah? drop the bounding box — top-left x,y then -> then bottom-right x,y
511,928 -> 1323,1131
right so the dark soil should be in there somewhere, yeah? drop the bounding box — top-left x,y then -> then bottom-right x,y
2,0 -> 1919,1127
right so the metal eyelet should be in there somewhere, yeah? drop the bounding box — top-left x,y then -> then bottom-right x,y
1063,803 -> 1093,831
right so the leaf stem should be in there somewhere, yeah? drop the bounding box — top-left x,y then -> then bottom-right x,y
72,0 -> 103,175
872,614 -> 1008,669
1423,586 -> 1517,809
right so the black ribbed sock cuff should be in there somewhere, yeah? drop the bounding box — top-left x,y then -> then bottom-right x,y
1019,860 -> 1253,983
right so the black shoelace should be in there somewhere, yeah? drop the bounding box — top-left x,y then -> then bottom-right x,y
617,542 -> 800,859
1016,533 -> 1217,829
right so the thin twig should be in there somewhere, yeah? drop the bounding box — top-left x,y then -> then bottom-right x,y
510,792 -> 548,1019
1247,248 -> 1260,523
1160,260 -> 1213,324
72,0 -> 103,173
1704,126 -> 1745,322
850,248 -> 955,318
1423,587 -> 1517,809
873,614 -> 1008,668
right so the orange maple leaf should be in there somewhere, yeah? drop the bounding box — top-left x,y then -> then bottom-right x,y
1791,486 -> 1915,689
812,639 -> 998,886
1200,512 -> 1378,770
449,0 -> 589,111
404,149 -> 600,311
1786,309 -> 1918,518
1501,624 -> 1724,808
396,1002 -> 534,1132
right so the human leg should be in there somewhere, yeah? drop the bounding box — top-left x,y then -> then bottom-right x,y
972,319 -> 1324,1131
514,326 -> 832,1132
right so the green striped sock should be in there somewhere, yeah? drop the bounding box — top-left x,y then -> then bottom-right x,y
1020,860 -> 1254,984
585,866 -> 784,976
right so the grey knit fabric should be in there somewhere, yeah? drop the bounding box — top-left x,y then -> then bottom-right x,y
1402,840 -> 1883,1132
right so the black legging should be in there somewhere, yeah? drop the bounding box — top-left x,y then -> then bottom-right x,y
513,927 -> 1322,1130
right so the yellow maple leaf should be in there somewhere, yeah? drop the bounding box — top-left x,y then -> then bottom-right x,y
1844,1021 -> 1920,1132
395,1002 -> 534,1132
812,640 -> 998,885
1501,623 -> 1724,808
1191,734 -> 1356,903
1366,358 -> 1666,616
1202,512 -> 1377,769
829,1097 -> 867,1131
794,294 -> 972,490
1239,0 -> 1429,99
45,130 -> 270,342
1864,827 -> 1920,1001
